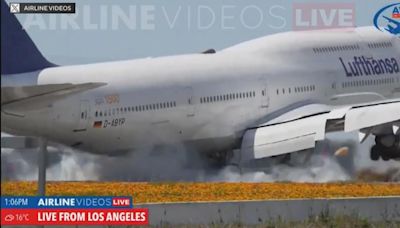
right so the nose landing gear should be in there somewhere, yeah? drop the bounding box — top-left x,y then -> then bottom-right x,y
370,134 -> 400,161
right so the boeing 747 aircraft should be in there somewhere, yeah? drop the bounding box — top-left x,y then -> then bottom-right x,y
1,1 -> 399,168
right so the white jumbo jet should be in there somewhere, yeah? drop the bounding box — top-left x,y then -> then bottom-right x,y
1,1 -> 399,167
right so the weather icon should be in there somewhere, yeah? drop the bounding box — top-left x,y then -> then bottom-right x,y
4,214 -> 15,222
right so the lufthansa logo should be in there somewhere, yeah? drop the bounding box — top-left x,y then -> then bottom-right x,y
373,3 -> 400,36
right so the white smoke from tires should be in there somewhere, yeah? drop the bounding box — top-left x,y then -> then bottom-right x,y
1,132 -> 399,182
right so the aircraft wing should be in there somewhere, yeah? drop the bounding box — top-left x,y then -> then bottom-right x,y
240,99 -> 400,161
1,83 -> 106,114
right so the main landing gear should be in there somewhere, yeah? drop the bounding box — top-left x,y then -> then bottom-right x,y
370,134 -> 400,161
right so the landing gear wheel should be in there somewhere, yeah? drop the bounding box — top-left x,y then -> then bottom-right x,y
206,150 -> 229,168
370,145 -> 379,161
381,150 -> 390,161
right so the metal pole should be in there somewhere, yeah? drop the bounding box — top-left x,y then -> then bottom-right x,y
38,138 -> 47,196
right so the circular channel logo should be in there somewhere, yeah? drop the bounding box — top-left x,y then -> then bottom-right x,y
373,3 -> 400,36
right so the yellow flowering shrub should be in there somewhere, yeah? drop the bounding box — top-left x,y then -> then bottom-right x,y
1,182 -> 399,203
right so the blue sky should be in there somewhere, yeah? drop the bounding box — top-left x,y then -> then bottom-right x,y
7,0 -> 396,65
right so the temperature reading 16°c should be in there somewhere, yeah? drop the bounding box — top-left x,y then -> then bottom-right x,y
16,213 -> 30,221
4,198 -> 28,206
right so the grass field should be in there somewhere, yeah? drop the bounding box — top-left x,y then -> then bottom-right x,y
1,182 -> 399,203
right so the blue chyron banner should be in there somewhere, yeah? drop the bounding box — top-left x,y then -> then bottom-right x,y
0,196 -> 149,225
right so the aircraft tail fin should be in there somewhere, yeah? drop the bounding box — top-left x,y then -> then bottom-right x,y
1,0 -> 55,75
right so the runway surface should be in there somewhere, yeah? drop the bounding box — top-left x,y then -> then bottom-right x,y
137,196 -> 400,225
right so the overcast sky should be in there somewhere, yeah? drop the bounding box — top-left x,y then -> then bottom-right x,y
7,0 -> 396,65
